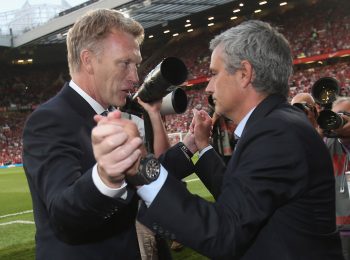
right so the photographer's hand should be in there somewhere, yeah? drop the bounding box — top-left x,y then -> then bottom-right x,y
137,97 -> 162,114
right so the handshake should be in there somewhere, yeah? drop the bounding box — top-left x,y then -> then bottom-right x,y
91,108 -> 213,189
92,110 -> 146,188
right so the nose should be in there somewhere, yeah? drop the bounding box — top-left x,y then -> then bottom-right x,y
206,79 -> 214,94
128,65 -> 139,84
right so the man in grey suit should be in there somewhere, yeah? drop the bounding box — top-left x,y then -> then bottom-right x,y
93,20 -> 344,259
22,8 -> 170,260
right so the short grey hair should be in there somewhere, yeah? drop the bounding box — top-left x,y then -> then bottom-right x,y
209,20 -> 293,97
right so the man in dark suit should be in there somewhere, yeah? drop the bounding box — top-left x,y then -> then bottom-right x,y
22,9 -> 170,260
93,20 -> 344,259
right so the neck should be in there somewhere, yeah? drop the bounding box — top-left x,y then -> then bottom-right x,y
72,74 -> 105,107
233,91 -> 267,124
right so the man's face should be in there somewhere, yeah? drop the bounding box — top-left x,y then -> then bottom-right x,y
205,45 -> 244,121
91,29 -> 142,108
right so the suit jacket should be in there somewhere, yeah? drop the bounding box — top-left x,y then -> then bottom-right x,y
23,83 -> 143,260
140,94 -> 344,259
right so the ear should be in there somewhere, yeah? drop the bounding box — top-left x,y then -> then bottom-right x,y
80,49 -> 94,74
240,60 -> 253,87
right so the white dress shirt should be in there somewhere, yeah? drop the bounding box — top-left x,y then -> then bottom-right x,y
69,80 -> 128,199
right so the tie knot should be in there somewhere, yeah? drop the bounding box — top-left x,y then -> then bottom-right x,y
230,133 -> 240,150
100,106 -> 115,116
100,110 -> 109,117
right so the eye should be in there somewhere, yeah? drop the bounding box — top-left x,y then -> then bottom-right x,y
209,71 -> 217,79
118,60 -> 130,68
209,69 -> 216,75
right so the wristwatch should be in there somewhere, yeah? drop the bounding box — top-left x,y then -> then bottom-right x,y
127,154 -> 161,186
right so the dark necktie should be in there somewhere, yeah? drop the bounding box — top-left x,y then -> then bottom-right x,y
100,106 -> 115,117
100,110 -> 109,117
230,134 -> 240,151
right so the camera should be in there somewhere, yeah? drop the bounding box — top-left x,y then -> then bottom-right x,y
133,57 -> 188,103
311,77 -> 347,137
122,57 -> 188,116
292,102 -> 317,117
122,87 -> 188,116
122,57 -> 189,153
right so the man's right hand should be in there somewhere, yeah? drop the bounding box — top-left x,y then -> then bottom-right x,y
92,110 -> 143,188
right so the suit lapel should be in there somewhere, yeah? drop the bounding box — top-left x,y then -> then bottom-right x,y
59,83 -> 97,128
227,94 -> 287,170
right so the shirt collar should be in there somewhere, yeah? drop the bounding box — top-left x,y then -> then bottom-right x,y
69,80 -> 105,115
234,107 -> 256,138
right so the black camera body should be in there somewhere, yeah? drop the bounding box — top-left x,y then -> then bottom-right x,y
133,57 -> 188,103
311,77 -> 346,137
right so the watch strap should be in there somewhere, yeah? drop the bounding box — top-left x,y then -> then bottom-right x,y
126,154 -> 160,186
127,171 -> 151,186
178,142 -> 193,160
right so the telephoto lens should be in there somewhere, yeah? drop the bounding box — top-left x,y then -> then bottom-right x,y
317,110 -> 346,130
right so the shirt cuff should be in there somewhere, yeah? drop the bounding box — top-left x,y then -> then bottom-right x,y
92,164 -> 127,199
198,145 -> 213,158
137,164 -> 168,207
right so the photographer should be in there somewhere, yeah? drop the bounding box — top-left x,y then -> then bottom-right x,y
291,92 -> 319,129
324,96 -> 350,260
292,91 -> 350,260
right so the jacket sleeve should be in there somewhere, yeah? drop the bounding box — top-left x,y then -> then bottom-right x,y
158,142 -> 195,180
195,148 -> 227,199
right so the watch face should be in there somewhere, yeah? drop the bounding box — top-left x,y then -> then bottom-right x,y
145,158 -> 160,180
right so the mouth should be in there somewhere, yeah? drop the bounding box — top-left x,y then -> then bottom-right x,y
121,89 -> 133,97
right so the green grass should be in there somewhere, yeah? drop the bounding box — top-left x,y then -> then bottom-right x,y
0,167 -> 35,260
0,167 -> 212,259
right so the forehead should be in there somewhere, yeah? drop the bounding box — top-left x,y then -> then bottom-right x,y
210,45 -> 225,68
292,94 -> 314,105
103,29 -> 142,61
333,100 -> 350,112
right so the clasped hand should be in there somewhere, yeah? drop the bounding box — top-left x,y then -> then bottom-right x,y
92,110 -> 144,188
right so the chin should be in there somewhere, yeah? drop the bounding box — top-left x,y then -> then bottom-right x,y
115,98 -> 126,108
215,107 -> 223,116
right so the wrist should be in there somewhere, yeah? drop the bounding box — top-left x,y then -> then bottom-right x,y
97,167 -> 124,189
146,110 -> 161,119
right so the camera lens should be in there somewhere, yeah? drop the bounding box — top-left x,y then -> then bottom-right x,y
317,110 -> 345,130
